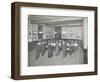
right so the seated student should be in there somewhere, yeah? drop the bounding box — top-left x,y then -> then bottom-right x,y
66,41 -> 69,49
66,41 -> 72,55
71,40 -> 75,53
48,42 -> 54,58
69,40 -> 74,55
58,40 -> 62,52
41,41 -> 46,56
62,41 -> 67,58
73,40 -> 78,51
44,41 -> 48,50
55,41 -> 60,56
35,42 -> 42,60
45,43 -> 49,50
51,41 -> 56,50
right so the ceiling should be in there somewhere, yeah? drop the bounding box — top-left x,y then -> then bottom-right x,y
28,15 -> 85,27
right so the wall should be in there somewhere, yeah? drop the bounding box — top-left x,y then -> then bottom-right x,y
0,0 -> 100,82
43,25 -> 55,39
62,26 -> 82,39
28,24 -> 39,42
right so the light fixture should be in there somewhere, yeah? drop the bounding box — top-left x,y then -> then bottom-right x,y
62,32 -> 66,33
39,32 -> 43,34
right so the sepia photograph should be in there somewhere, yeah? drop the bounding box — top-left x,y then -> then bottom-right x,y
28,15 -> 88,66
11,2 -> 97,79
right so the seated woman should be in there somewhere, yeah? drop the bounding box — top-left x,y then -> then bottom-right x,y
73,40 -> 78,50
62,41 -> 67,58
51,41 -> 56,54
48,42 -> 54,58
55,41 -> 60,56
35,42 -> 42,60
66,41 -> 73,55
41,41 -> 47,56
58,40 -> 63,52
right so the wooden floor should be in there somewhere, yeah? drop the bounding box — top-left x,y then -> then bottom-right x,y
28,46 -> 85,66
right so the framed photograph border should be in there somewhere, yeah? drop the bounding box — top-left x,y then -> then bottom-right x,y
11,2 -> 98,80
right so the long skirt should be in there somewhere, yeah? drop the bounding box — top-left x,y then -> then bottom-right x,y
35,45 -> 41,60
62,46 -> 67,58
48,46 -> 53,58
41,46 -> 46,56
55,46 -> 60,56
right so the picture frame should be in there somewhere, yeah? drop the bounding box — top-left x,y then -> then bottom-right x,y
11,2 -> 98,80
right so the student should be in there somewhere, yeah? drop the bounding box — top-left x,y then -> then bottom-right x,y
58,40 -> 62,52
73,40 -> 78,51
44,41 -> 48,50
66,41 -> 72,55
68,41 -> 73,55
35,42 -> 42,60
62,41 -> 67,58
51,41 -> 56,55
48,42 -> 53,58
45,41 -> 48,50
55,41 -> 60,56
41,41 -> 46,56
71,40 -> 75,54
